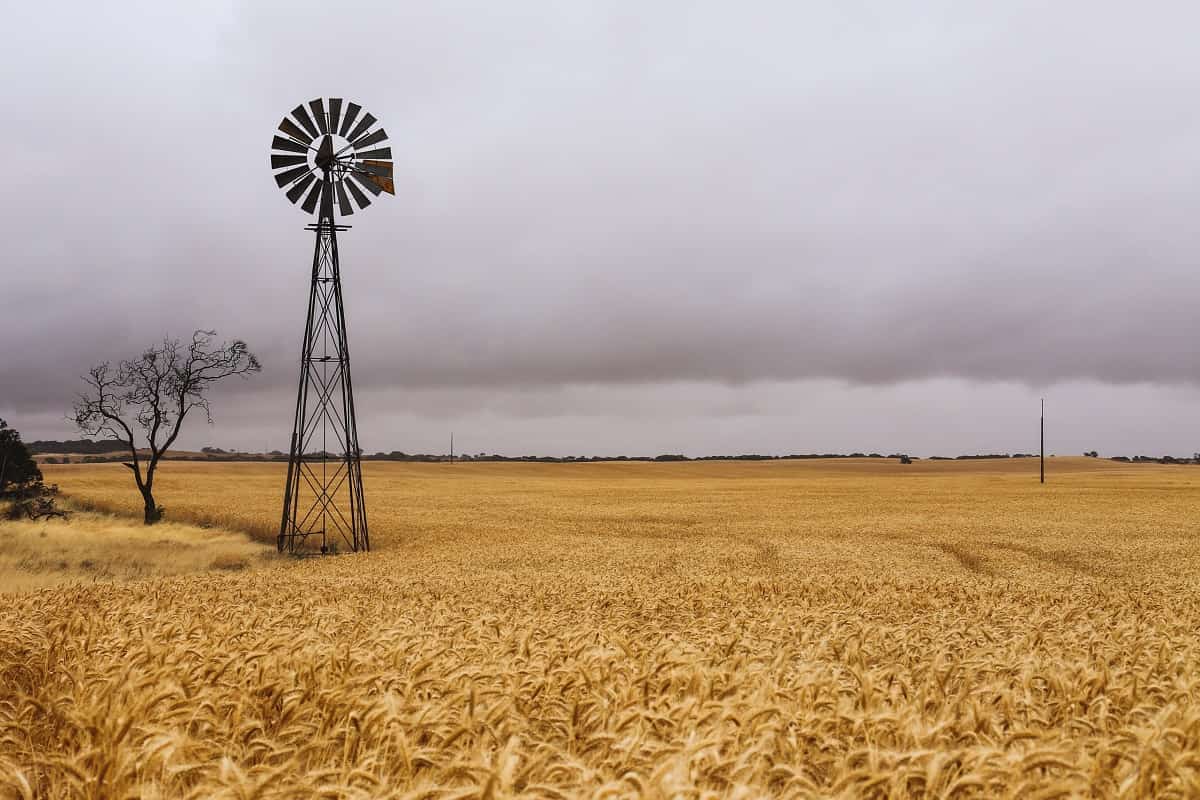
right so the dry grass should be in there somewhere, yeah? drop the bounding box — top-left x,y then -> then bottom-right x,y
2,457 -> 1199,797
0,508 -> 274,593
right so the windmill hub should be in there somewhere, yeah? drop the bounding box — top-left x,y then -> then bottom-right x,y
313,135 -> 336,172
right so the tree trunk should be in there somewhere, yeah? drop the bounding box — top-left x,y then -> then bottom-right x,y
141,487 -> 162,525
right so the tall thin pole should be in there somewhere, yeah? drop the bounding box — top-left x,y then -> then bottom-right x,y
1040,398 -> 1045,484
450,432 -> 454,464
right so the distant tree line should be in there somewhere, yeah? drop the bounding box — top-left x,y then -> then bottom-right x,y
27,438 -> 129,455
1109,455 -> 1200,465
362,451 -> 918,463
927,453 -> 1032,461
32,441 -> 1200,466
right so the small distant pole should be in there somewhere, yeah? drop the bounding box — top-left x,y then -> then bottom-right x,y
1040,398 -> 1045,484
450,432 -> 454,465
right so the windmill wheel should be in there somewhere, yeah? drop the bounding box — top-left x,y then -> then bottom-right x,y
270,98 -> 395,216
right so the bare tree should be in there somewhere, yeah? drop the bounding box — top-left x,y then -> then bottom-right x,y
72,330 -> 261,524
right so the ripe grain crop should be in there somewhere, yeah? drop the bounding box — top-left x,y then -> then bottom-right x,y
2,458 -> 1199,797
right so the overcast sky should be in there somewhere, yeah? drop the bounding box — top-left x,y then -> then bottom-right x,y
4,1 -> 1200,457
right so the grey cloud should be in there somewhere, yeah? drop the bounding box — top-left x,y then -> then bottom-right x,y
4,1 -> 1200,452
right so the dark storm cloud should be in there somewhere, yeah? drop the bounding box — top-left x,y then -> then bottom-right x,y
4,1 -> 1200,451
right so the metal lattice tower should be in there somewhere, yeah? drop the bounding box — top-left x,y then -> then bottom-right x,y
269,98 -> 394,554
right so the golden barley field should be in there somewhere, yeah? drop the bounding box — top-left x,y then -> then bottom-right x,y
3,457 -> 1200,798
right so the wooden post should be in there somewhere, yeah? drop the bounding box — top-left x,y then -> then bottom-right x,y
1040,398 -> 1045,484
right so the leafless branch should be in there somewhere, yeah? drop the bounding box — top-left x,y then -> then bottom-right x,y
71,329 -> 261,524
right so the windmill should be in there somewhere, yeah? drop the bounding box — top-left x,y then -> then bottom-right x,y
270,98 -> 394,554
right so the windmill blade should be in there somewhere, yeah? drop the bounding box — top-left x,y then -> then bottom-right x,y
346,112 -> 376,145
335,181 -> 354,216
339,102 -> 361,137
271,153 -> 308,170
308,99 -> 328,134
272,135 -> 308,154
278,117 -> 313,145
355,147 -> 392,160
357,160 -> 392,178
328,98 -> 343,135
286,172 -> 316,203
291,104 -> 320,139
301,180 -> 325,214
344,175 -> 371,210
274,163 -> 311,187
350,171 -> 383,197
351,128 -> 388,151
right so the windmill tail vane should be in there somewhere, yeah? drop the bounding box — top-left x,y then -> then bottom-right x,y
270,97 -> 394,555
